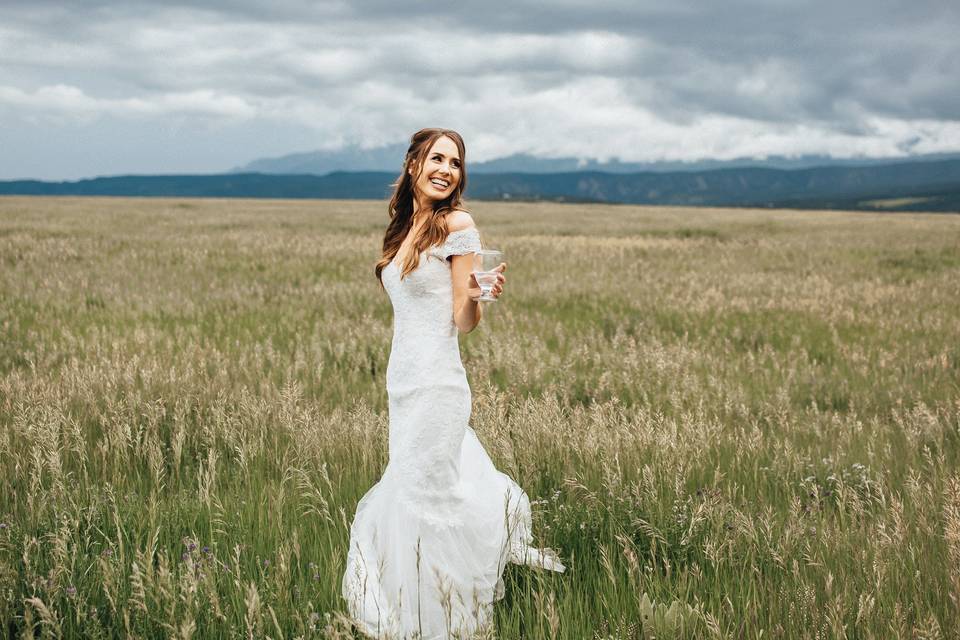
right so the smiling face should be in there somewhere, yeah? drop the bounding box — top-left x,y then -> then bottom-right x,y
410,135 -> 462,205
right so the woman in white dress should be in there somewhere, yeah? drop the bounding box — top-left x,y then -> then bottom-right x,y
341,128 -> 566,639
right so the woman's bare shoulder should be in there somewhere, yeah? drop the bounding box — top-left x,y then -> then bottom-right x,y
445,209 -> 476,233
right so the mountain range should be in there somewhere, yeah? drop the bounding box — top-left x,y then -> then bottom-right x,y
3,157 -> 959,212
233,145 -> 960,175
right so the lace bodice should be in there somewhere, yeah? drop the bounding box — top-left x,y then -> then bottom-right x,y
382,227 -> 482,338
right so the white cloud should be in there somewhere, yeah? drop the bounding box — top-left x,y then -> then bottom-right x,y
0,0 -> 958,179
0,84 -> 257,122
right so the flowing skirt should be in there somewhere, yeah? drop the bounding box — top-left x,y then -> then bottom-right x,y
341,334 -> 564,639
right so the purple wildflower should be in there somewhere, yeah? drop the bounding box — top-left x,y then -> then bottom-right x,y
66,586 -> 77,597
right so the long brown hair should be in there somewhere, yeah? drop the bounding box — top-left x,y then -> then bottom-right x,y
375,128 -> 469,285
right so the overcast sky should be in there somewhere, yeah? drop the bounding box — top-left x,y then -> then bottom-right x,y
2,0 -> 959,180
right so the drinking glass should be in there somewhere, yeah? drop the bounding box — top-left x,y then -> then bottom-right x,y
472,249 -> 503,302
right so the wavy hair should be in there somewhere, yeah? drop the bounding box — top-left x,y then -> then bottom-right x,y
375,128 -> 469,285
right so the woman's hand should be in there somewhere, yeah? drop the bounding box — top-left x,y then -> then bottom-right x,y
468,261 -> 507,302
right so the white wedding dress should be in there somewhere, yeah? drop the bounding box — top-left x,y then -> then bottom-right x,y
342,227 -> 565,639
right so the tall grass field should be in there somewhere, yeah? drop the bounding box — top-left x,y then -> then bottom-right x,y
1,196 -> 959,639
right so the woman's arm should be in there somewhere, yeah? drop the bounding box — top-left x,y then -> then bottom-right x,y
451,253 -> 482,333
447,211 -> 506,333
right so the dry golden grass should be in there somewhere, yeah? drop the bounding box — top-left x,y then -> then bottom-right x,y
1,196 -> 959,638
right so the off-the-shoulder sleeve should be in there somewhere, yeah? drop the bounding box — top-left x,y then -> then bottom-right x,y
437,227 -> 481,259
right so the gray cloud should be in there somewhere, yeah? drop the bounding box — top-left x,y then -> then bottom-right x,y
1,0 -> 958,179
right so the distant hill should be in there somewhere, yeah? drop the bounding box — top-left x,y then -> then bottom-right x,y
234,144 -> 960,175
0,172 -> 395,200
3,158 -> 959,212
236,144 -> 410,175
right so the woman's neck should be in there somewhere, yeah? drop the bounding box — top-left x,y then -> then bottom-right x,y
411,198 -> 433,224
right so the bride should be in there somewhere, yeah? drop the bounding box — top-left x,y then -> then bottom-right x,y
341,128 -> 566,639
